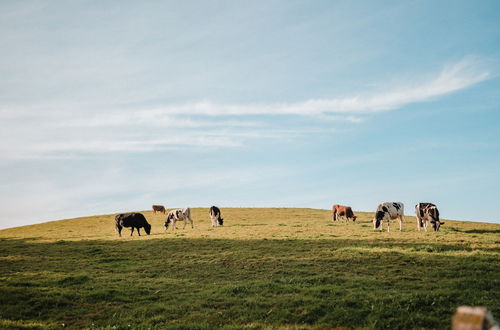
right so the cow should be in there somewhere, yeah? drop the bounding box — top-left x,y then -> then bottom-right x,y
373,202 -> 404,232
415,203 -> 444,232
115,212 -> 151,237
164,208 -> 193,231
332,204 -> 357,222
209,206 -> 224,226
152,204 -> 166,214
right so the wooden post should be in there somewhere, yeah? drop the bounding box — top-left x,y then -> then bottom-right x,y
452,306 -> 498,330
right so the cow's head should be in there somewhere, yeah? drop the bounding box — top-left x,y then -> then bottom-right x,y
164,215 -> 172,230
218,218 -> 224,226
352,215 -> 357,222
373,211 -> 385,229
144,223 -> 152,235
430,220 -> 444,231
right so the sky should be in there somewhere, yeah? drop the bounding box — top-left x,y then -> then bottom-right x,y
1,0 -> 499,229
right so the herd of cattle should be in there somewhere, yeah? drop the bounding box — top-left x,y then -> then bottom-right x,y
115,206 -> 223,237
115,203 -> 443,237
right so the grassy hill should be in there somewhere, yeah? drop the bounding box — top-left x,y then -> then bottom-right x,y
0,208 -> 498,329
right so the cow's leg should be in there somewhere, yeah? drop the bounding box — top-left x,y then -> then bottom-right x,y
399,215 -> 404,231
130,227 -> 134,236
183,219 -> 187,229
116,225 -> 122,237
387,220 -> 390,232
137,228 -> 141,236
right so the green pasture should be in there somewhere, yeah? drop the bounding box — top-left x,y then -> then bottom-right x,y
0,208 -> 499,329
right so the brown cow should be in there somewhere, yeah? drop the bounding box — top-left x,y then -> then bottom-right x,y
152,205 -> 166,214
332,204 -> 357,222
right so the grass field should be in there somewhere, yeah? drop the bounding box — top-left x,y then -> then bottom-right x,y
0,208 -> 499,329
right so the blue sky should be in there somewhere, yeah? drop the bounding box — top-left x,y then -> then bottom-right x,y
1,0 -> 499,228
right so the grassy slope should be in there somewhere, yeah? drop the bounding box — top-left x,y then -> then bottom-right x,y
0,208 -> 498,329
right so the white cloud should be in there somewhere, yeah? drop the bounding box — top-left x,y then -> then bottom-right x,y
0,58 -> 489,160
138,59 -> 488,117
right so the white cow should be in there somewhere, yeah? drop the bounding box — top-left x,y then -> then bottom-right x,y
164,208 -> 193,231
373,202 -> 404,232
415,203 -> 444,232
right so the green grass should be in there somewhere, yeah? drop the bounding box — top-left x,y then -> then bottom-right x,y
0,208 -> 499,329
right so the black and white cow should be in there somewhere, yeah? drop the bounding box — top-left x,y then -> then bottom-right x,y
209,206 -> 223,227
373,202 -> 404,232
415,203 -> 443,232
164,208 -> 193,231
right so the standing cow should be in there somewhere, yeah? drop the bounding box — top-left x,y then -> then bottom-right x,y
209,206 -> 224,226
164,208 -> 194,231
415,203 -> 444,232
373,202 -> 404,232
152,205 -> 166,214
115,212 -> 152,237
332,204 -> 357,222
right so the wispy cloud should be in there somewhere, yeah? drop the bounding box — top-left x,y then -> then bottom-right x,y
140,59 -> 488,117
0,127 -> 316,160
0,59 -> 490,160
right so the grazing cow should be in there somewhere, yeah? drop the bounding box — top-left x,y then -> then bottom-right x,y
415,203 -> 444,232
332,204 -> 357,222
152,205 -> 166,214
164,208 -> 194,231
115,212 -> 151,237
209,206 -> 224,226
373,202 -> 404,232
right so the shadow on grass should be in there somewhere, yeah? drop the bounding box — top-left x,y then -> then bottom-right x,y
0,237 -> 498,329
464,229 -> 500,234
446,227 -> 500,234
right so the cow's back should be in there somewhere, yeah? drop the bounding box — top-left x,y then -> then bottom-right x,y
116,213 -> 147,227
416,203 -> 436,217
377,202 -> 404,218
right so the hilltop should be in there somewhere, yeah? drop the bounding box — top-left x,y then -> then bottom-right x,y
0,208 -> 499,329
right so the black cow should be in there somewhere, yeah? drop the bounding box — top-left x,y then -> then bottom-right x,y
209,206 -> 224,226
115,212 -> 152,237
